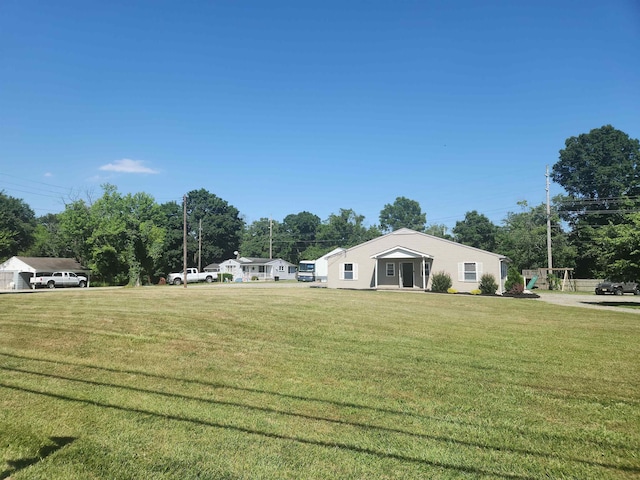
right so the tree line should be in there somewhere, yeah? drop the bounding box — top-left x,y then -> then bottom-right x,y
1,125 -> 639,284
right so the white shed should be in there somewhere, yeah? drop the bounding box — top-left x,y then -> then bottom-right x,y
0,256 -> 87,290
314,248 -> 345,282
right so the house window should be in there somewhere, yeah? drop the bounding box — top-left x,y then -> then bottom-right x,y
340,263 -> 358,280
459,262 -> 482,282
288,266 -> 297,274
278,265 -> 285,272
258,266 -> 265,273
386,263 -> 395,276
344,263 -> 354,279
423,262 -> 431,277
464,263 -> 476,281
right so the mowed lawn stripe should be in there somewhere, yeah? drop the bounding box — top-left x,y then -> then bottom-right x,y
1,286 -> 638,479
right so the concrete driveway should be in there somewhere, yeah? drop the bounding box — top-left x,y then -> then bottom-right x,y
536,292 -> 640,313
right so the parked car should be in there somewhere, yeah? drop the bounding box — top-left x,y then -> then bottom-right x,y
595,280 -> 639,295
167,268 -> 217,285
30,271 -> 88,289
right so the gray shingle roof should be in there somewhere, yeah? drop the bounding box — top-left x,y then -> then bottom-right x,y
15,257 -> 86,272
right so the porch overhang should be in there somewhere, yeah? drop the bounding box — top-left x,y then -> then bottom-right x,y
371,246 -> 433,290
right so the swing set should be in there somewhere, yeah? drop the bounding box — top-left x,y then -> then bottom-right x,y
523,268 -> 576,291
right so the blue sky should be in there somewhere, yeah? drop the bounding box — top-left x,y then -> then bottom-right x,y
1,1 -> 639,231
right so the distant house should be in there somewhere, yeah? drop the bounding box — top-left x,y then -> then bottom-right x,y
326,228 -> 510,293
219,257 -> 297,281
0,256 -> 87,290
203,263 -> 220,273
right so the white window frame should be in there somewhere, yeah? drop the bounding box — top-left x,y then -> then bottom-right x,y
340,263 -> 358,280
386,262 -> 395,276
458,262 -> 482,282
423,262 -> 431,277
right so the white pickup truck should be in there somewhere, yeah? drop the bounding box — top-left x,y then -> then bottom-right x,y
30,271 -> 88,289
167,268 -> 218,285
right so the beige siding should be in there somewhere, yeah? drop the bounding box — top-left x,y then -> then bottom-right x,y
327,229 -> 507,293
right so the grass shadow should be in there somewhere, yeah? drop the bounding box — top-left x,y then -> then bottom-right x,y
582,301 -> 640,309
1,365 -> 637,476
1,382 -> 540,480
1,436 -> 75,480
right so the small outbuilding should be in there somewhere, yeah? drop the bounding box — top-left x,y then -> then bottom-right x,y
314,247 -> 345,282
0,256 -> 87,290
326,228 -> 510,293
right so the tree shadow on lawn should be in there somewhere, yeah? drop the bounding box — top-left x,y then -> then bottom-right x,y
582,301 -> 640,309
1,364 -> 638,478
1,436 -> 75,480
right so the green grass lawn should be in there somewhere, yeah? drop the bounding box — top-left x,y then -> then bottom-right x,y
1,286 -> 639,479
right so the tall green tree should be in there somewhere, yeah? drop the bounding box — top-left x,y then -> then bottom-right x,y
26,213 -> 67,258
241,218 -> 284,259
424,223 -> 453,240
58,200 -> 94,267
452,210 -> 499,252
498,201 -> 575,272
0,191 -> 36,259
185,189 -> 244,265
379,196 -> 426,233
317,208 -> 380,251
157,201 -> 184,275
595,213 -> 640,281
552,125 -> 640,202
123,192 -> 166,285
280,211 -> 321,264
86,185 -> 166,285
552,125 -> 640,276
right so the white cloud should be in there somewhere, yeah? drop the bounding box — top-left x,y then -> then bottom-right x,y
44,172 -> 53,177
99,158 -> 159,174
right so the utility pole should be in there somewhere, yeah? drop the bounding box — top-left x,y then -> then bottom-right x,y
546,166 -> 553,275
183,194 -> 188,289
198,218 -> 202,272
269,217 -> 273,259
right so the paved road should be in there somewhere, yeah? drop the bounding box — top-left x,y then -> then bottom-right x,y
536,292 -> 640,313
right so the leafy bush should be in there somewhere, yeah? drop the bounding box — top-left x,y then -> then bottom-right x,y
447,288 -> 458,294
504,266 -> 524,294
251,276 -> 259,281
547,273 -> 560,290
470,289 -> 481,295
479,273 -> 499,295
220,273 -> 233,283
431,271 -> 452,293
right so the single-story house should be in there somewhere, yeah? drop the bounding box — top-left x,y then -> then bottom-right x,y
219,257 -> 297,281
0,256 -> 87,290
326,228 -> 510,293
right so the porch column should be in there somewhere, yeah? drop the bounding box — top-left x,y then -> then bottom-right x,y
374,260 -> 378,288
422,257 -> 426,290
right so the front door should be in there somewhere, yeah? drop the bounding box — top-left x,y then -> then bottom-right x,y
401,262 -> 414,288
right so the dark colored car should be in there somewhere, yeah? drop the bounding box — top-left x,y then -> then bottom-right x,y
595,280 -> 639,295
